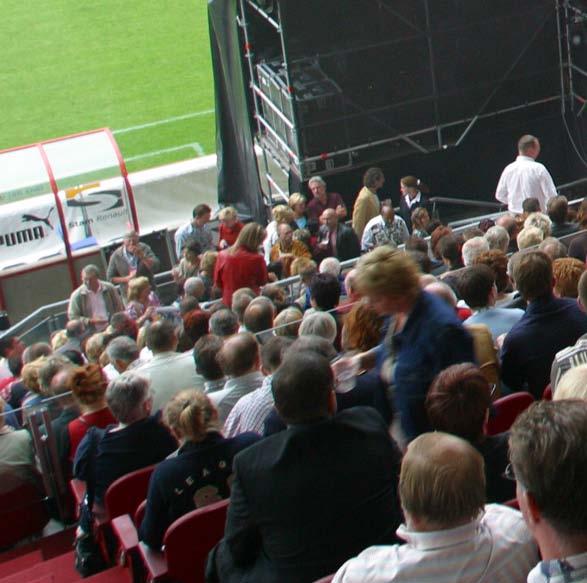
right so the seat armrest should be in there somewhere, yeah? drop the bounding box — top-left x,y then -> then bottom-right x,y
139,541 -> 168,580
112,514 -> 139,552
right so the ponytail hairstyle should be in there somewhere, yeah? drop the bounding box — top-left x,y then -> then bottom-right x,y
401,175 -> 430,194
163,390 -> 220,442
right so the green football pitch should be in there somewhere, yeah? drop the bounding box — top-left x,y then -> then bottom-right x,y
0,0 -> 216,174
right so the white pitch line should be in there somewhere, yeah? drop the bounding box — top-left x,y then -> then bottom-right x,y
125,142 -> 205,162
113,109 -> 215,135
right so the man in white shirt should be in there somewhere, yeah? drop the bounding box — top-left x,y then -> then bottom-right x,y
510,400 -> 587,583
134,320 -> 204,411
333,432 -> 538,583
495,135 -> 557,213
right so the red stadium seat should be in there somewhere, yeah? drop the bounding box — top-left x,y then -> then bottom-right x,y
139,498 -> 229,583
542,384 -> 552,401
486,392 -> 534,435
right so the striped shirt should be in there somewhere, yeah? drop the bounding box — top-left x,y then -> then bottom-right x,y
550,336 -> 587,392
333,504 -> 538,583
223,376 -> 273,437
528,552 -> 587,582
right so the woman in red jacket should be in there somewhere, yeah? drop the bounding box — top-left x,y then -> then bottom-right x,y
214,222 -> 268,307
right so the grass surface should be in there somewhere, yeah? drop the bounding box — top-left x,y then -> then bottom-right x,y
0,0 -> 215,174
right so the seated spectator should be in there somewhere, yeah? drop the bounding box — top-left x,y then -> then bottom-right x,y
208,351 -> 403,583
231,288 -> 256,328
263,205 -> 296,264
243,297 -> 275,344
463,227 -> 484,241
306,175 -> 347,222
410,207 -> 430,239
474,249 -> 516,307
0,335 -> 25,381
522,197 -> 541,215
553,257 -> 584,298
183,275 -> 206,303
139,390 -> 259,549
291,257 -> 317,310
547,194 -> 578,238
539,236 -> 568,260
478,218 -> 495,233
430,225 -> 453,261
174,204 -> 213,259
50,330 -> 67,352
106,312 -> 138,341
299,311 -> 338,345
319,256 -> 342,279
214,223 -> 268,307
223,336 -> 293,437
360,204 -> 409,252
273,306 -> 303,338
74,373 -> 177,532
460,264 -> 524,341
462,236 -> 490,267
315,208 -> 361,263
0,397 -> 40,494
134,320 -> 204,411
55,319 -> 89,355
107,231 -> 160,293
177,309 -> 210,352
198,250 -> 219,301
553,364 -> 587,400
66,364 -> 116,462
261,284 -> 289,314
517,225 -> 544,249
104,336 -> 140,379
501,251 -> 587,397
310,272 -> 341,312
426,363 -> 515,502
495,213 -> 520,253
3,354 -> 26,416
569,200 -> 587,262
209,333 -> 264,423
438,234 -> 464,272
126,276 -> 159,326
484,225 -> 510,253
509,401 -> 587,580
288,192 -> 308,230
217,207 -> 243,250
269,223 -> 311,277
524,211 -> 552,238
172,239 -> 202,289
21,357 -> 48,409
334,432 -> 537,582
193,335 -> 226,394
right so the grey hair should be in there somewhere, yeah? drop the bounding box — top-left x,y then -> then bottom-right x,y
184,277 -> 205,299
106,372 -> 151,423
299,311 -> 337,344
319,257 -> 342,277
106,336 -> 139,364
524,212 -> 552,238
82,264 -> 100,278
308,176 -> 326,187
462,237 -> 490,267
210,309 -> 239,338
38,355 -> 72,392
484,226 -> 509,253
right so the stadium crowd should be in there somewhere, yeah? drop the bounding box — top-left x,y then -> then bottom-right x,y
3,150 -> 587,582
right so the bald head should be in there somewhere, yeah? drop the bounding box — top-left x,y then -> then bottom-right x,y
400,432 -> 485,530
217,332 -> 260,377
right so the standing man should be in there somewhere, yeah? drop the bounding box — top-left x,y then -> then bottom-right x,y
174,203 -> 214,259
68,265 -> 124,331
306,176 -> 347,222
352,167 -> 384,240
107,231 -> 160,293
509,400 -> 587,582
495,135 -> 557,213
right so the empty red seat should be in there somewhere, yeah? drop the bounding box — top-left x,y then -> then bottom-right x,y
486,392 -> 534,435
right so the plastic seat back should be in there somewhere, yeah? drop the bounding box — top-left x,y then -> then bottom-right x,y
164,499 -> 229,583
0,482 -> 49,548
542,384 -> 552,401
104,464 -> 155,522
486,392 -> 534,435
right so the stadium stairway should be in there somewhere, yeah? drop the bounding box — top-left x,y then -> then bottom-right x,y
0,528 -> 129,583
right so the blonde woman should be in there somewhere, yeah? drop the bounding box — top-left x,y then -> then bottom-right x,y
139,390 -> 259,549
126,276 -> 159,326
214,222 -> 268,307
217,207 -> 244,250
288,193 -> 308,230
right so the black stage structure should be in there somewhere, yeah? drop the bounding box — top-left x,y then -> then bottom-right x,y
208,0 -> 587,222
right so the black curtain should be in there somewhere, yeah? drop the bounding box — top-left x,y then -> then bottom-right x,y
208,0 -> 265,223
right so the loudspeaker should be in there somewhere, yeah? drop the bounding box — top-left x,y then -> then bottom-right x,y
241,0 -> 560,180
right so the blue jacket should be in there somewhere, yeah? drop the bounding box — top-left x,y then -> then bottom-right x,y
501,294 -> 587,398
387,291 -> 475,440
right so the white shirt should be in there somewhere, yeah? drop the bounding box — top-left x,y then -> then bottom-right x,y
208,370 -> 265,424
134,351 -> 204,412
404,192 -> 422,209
495,155 -> 557,213
223,376 -> 274,437
361,215 -> 410,252
87,284 -> 108,331
528,551 -> 587,582
333,504 -> 538,583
